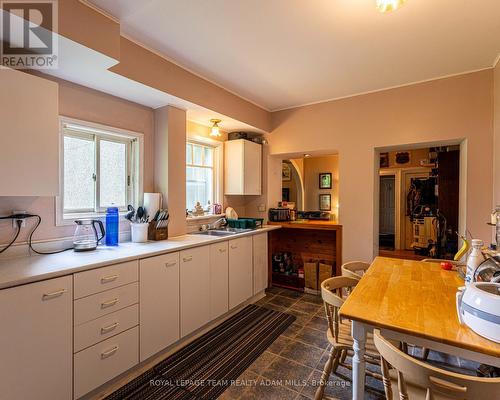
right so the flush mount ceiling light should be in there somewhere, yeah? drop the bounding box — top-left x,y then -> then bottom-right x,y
210,119 -> 222,137
376,0 -> 406,13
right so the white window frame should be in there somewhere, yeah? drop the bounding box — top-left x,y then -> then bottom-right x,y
56,116 -> 144,226
186,135 -> 223,216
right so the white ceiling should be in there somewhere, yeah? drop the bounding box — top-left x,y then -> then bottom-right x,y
89,0 -> 500,111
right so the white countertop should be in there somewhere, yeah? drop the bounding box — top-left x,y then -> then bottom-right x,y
0,226 -> 280,290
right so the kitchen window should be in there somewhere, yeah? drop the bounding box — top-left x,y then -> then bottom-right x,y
57,117 -> 143,225
186,140 -> 221,212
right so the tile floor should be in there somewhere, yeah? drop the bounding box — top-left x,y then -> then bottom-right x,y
218,286 -> 482,400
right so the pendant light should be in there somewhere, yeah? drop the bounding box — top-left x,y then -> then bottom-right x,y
210,119 -> 222,137
376,0 -> 406,13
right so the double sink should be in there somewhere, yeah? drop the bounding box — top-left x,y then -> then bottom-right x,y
196,227 -> 253,237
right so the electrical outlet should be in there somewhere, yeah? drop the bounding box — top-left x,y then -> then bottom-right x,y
13,210 -> 27,228
258,204 -> 266,212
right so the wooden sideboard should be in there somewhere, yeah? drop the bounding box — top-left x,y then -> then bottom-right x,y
268,221 -> 342,291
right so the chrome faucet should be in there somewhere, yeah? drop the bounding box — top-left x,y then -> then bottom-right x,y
199,217 -> 228,232
209,217 -> 227,230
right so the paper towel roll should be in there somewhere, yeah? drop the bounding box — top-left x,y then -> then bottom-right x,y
144,193 -> 162,218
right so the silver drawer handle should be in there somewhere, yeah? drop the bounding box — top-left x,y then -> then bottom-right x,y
230,245 -> 238,249
101,274 -> 119,283
101,298 -> 119,308
219,248 -> 227,253
101,322 -> 119,334
101,346 -> 119,359
165,261 -> 177,267
42,289 -> 67,300
183,256 -> 193,262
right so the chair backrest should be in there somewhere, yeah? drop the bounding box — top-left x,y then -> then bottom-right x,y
373,330 -> 500,399
341,261 -> 371,280
321,276 -> 359,342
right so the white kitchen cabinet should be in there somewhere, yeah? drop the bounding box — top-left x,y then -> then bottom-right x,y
140,252 -> 180,361
209,241 -> 229,320
0,68 -> 59,196
180,245 -> 211,336
224,139 -> 262,195
253,232 -> 269,295
0,276 -> 72,400
74,326 -> 139,399
228,236 -> 253,308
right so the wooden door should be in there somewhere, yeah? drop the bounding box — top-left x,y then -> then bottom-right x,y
0,276 -> 73,400
253,233 -> 268,295
180,246 -> 210,336
438,150 -> 460,253
228,236 -> 253,308
209,241 -> 229,320
139,252 -> 180,361
379,175 -> 396,235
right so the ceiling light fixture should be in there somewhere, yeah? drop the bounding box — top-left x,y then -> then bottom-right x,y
210,119 -> 222,137
376,0 -> 406,13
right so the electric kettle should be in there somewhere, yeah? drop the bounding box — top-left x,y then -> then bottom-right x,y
73,219 -> 105,251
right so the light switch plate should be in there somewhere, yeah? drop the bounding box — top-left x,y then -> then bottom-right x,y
258,204 -> 266,212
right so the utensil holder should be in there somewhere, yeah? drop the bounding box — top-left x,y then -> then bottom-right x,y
130,223 -> 148,243
148,221 -> 168,241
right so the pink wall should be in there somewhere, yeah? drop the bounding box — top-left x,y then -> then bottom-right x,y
154,106 -> 187,237
269,70 -> 494,262
494,60 -> 500,204
0,76 -> 155,246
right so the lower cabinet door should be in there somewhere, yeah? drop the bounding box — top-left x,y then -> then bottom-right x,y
140,252 -> 180,361
180,245 -> 210,337
0,276 -> 73,400
228,236 -> 253,309
253,232 -> 268,294
74,327 -> 139,399
209,241 -> 229,320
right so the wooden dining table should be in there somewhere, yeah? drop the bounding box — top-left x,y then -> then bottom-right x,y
339,256 -> 500,400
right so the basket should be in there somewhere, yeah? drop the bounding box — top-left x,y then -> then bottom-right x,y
226,218 -> 264,229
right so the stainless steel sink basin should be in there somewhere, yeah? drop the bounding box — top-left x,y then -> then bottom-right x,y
196,228 -> 253,236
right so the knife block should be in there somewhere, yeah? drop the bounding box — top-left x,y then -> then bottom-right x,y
147,222 -> 168,241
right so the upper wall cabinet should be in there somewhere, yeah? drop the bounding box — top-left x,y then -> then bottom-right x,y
0,68 -> 59,196
224,139 -> 262,195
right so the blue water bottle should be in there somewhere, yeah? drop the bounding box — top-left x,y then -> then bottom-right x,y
105,207 -> 119,246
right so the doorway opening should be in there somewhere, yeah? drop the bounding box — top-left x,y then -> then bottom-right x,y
377,145 -> 461,260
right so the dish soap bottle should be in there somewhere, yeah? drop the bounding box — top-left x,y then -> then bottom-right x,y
465,239 -> 483,285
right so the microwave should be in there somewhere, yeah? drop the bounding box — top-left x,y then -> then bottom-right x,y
268,208 -> 291,222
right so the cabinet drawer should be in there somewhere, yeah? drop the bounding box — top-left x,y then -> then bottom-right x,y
74,260 -> 138,299
74,304 -> 139,353
74,282 -> 139,326
74,326 -> 138,399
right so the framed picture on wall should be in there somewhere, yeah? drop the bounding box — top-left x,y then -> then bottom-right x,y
319,172 -> 332,189
282,163 -> 291,181
319,194 -> 331,211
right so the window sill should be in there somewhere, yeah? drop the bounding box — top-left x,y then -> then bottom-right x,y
56,211 -> 130,227
186,213 -> 225,222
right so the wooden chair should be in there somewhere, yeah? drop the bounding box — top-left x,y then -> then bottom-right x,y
373,330 -> 500,399
341,261 -> 370,280
315,276 -> 382,400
